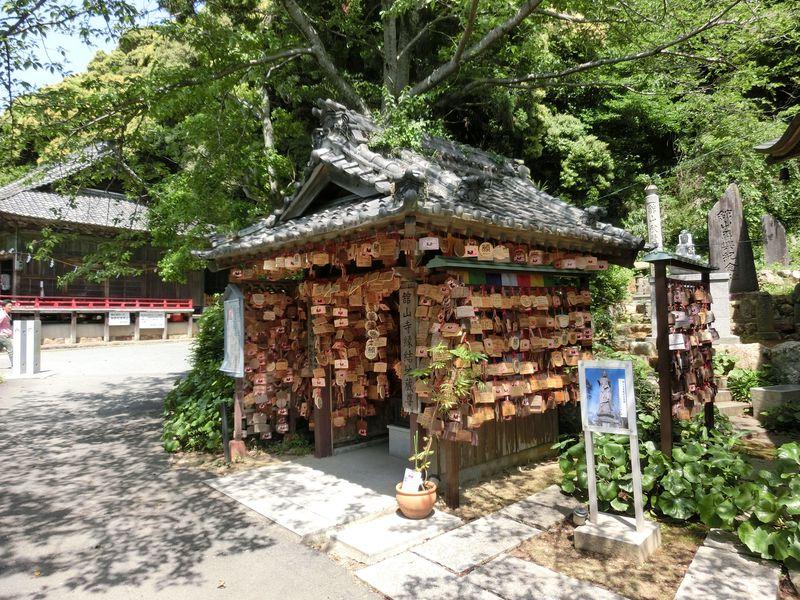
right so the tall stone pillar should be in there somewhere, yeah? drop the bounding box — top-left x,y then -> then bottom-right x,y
645,184 -> 663,251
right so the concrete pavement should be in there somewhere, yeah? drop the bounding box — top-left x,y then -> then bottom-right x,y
0,342 -> 380,600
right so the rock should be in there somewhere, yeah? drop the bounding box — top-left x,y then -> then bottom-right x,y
768,341 -> 800,384
793,270 -> 800,280
759,269 -> 784,287
779,302 -> 795,316
631,341 -> 657,358
778,269 -> 793,278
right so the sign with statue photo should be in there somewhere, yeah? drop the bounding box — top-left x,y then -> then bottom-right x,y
579,359 -> 646,532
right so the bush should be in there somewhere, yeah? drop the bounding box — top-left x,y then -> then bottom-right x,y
712,350 -> 737,377
760,399 -> 800,434
162,299 -> 234,452
728,367 -> 773,403
589,265 -> 633,344
556,411 -> 744,518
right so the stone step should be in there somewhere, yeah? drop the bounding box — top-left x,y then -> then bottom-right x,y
329,508 -> 463,564
715,401 -> 751,417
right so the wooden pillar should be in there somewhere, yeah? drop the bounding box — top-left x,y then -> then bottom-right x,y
133,313 -> 140,341
69,312 -> 77,344
162,318 -> 168,340
233,378 -> 244,440
701,271 -> 715,432
314,365 -> 333,458
654,262 -> 673,456
444,439 -> 460,508
187,313 -> 194,338
103,314 -> 110,342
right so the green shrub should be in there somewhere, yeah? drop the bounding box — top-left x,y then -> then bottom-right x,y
162,299 -> 234,452
589,265 -> 633,343
556,411 -> 744,519
712,350 -> 737,377
760,399 -> 800,434
728,367 -> 773,403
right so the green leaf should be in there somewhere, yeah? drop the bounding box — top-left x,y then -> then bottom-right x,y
683,462 -> 704,484
561,480 -> 576,494
610,498 -> 630,512
754,493 -> 780,523
738,520 -> 772,558
657,492 -> 697,520
597,480 -> 619,502
697,492 -> 724,526
777,443 -> 800,465
716,500 -> 737,528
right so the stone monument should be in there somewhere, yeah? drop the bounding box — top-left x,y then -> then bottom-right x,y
761,214 -> 789,266
708,183 -> 759,294
645,184 -> 663,250
675,230 -> 701,261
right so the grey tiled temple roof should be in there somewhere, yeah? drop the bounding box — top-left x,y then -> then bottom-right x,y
0,143 -> 147,231
200,99 -> 643,260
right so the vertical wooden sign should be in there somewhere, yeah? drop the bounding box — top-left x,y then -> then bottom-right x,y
399,281 -> 419,414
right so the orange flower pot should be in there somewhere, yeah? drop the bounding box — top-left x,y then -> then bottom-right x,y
395,481 -> 437,519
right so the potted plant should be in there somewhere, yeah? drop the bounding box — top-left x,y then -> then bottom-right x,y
396,342 -> 486,519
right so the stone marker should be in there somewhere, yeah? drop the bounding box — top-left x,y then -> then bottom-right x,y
708,183 -> 759,293
573,513 -> 661,563
761,214 -> 789,265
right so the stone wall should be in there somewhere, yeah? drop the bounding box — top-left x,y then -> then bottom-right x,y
730,286 -> 800,342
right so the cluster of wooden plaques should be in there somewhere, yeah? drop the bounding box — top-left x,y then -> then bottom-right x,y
228,234 -> 609,282
296,271 -> 401,437
414,275 -> 595,443
667,281 -> 718,419
242,288 -> 308,439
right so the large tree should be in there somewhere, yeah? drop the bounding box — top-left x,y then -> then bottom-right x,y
2,0 -> 798,280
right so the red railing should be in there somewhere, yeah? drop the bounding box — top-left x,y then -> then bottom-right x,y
0,295 -> 193,310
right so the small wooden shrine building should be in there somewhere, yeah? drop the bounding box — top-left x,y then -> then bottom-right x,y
199,99 -> 643,505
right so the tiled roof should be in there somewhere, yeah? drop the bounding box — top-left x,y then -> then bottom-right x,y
0,143 -> 148,231
754,113 -> 800,163
0,188 -> 147,231
200,99 -> 643,259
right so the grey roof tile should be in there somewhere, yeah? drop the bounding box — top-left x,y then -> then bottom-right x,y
199,99 -> 642,259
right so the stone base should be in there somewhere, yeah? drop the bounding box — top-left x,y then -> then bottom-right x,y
574,513 -> 661,563
229,439 -> 247,460
751,385 -> 800,421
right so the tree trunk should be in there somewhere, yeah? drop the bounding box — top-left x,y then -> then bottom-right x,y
260,84 -> 279,199
382,0 -> 398,111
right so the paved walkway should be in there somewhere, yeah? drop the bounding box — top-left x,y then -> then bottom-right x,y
0,342 -> 378,600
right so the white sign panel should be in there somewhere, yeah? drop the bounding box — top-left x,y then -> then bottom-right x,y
139,311 -> 166,329
108,311 -> 131,326
220,284 -> 245,378
579,359 -> 645,532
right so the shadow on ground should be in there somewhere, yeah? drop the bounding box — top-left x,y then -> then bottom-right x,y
0,373 -> 277,598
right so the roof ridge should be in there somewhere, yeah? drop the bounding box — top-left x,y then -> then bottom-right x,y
0,142 -> 114,201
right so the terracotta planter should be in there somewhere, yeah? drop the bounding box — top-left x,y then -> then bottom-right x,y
395,481 -> 437,519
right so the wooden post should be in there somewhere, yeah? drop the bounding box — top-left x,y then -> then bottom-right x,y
444,439 -> 460,508
233,378 -> 244,440
133,313 -> 140,341
654,262 -> 673,456
701,271 -> 715,432
69,312 -> 77,344
314,365 -> 333,458
187,313 -> 194,338
103,314 -> 110,342
162,314 -> 169,340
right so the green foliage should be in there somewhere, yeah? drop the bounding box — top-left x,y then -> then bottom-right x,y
370,93 -> 447,153
728,367 -> 774,403
589,266 -> 633,344
162,299 -> 234,452
260,436 -> 314,457
712,350 -> 738,378
761,399 -> 800,434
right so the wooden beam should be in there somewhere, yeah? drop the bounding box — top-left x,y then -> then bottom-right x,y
654,262 -> 673,456
444,439 -> 460,508
314,365 -> 333,458
701,271 -> 715,432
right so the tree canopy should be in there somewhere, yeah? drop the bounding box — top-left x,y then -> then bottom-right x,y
1,0 -> 799,281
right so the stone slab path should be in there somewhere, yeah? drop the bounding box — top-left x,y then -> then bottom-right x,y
357,484 -> 622,600
206,445 -> 405,537
465,555 -> 628,600
330,508 -> 462,564
674,532 -> 781,600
